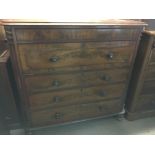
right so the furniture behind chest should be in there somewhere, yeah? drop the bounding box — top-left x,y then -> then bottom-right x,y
126,31 -> 155,120
0,24 -> 21,134
2,19 -> 146,129
0,25 -> 6,54
0,50 -> 20,134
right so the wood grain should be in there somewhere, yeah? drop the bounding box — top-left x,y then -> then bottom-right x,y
3,21 -> 144,127
0,51 -> 20,131
15,28 -> 140,43
17,42 -> 136,73
29,83 -> 125,110
25,68 -> 128,94
30,99 -> 122,127
126,31 -> 155,119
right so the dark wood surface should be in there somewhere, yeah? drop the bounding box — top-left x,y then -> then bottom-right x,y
31,99 -> 122,127
126,30 -> 155,120
0,51 -> 20,134
17,42 -> 136,73
3,20 -> 145,128
0,25 -> 7,54
25,68 -> 128,94
15,28 -> 140,42
29,83 -> 125,110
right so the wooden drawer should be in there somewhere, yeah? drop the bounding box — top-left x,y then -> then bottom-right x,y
141,80 -> 155,95
17,42 -> 136,73
25,68 -> 128,94
29,83 -> 125,110
149,47 -> 155,64
144,65 -> 155,81
15,28 -> 140,43
133,95 -> 155,112
30,99 -> 123,127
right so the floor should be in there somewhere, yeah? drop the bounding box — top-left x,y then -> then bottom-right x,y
22,115 -> 155,135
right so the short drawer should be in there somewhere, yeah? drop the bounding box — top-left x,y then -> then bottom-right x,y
25,68 -> 128,94
17,41 -> 136,73
133,95 -> 155,112
30,99 -> 122,127
15,28 -> 139,43
29,83 -> 125,110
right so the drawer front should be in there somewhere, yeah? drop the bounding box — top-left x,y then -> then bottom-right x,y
149,53 -> 155,64
149,47 -> 155,64
17,42 -> 136,73
29,83 -> 125,110
141,80 -> 155,95
144,65 -> 155,81
15,28 -> 139,43
133,95 -> 155,112
25,68 -> 128,94
30,99 -> 122,127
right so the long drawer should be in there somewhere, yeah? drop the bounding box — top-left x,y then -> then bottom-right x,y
15,28 -> 140,43
132,95 -> 155,112
149,48 -> 155,64
141,80 -> 155,95
144,65 -> 155,81
30,99 -> 123,127
29,83 -> 125,110
17,42 -> 136,73
25,68 -> 128,94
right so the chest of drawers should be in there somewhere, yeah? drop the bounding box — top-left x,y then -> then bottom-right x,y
126,31 -> 155,120
2,20 -> 145,128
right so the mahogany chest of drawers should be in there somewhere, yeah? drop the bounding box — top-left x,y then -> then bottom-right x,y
2,20 -> 145,128
126,31 -> 155,120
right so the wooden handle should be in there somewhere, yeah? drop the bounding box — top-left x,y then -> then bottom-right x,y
98,90 -> 107,97
52,80 -> 61,87
49,56 -> 59,62
100,75 -> 111,81
54,112 -> 63,119
107,52 -> 114,59
53,96 -> 61,103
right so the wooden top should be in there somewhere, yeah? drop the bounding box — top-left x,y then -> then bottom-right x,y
0,19 -> 147,26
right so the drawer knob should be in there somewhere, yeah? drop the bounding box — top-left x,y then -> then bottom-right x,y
101,75 -> 111,81
98,90 -> 107,97
49,56 -> 59,62
53,96 -> 61,103
107,52 -> 114,59
52,80 -> 61,87
54,112 -> 63,119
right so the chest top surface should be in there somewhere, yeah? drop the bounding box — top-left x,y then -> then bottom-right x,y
0,19 -> 147,26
